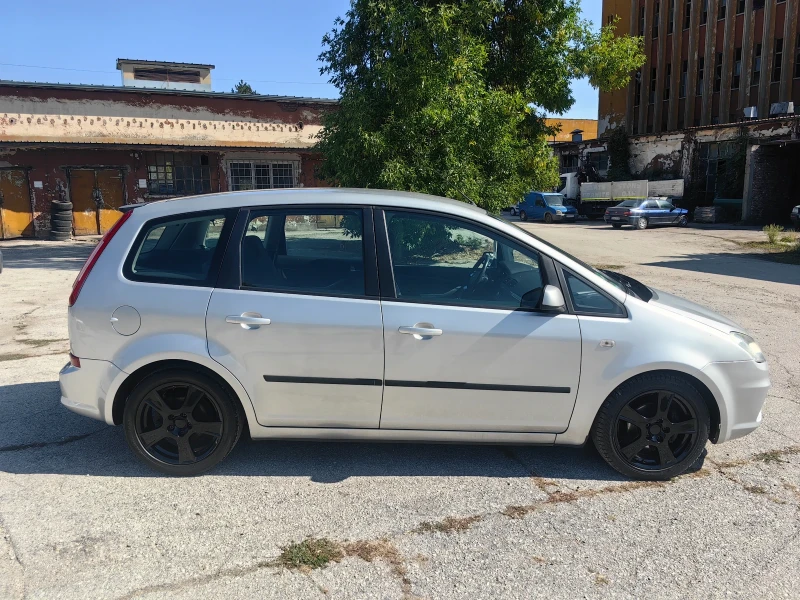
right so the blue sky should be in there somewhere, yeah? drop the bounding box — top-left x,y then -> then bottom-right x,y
0,0 -> 601,120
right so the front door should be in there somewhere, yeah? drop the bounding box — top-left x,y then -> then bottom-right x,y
69,169 -> 125,235
532,194 -> 547,221
0,170 -> 34,239
206,207 -> 385,429
378,209 -> 582,433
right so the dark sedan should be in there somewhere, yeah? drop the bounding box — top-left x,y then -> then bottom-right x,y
791,205 -> 799,230
604,198 -> 689,230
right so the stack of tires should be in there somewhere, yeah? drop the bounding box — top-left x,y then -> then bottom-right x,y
50,200 -> 73,241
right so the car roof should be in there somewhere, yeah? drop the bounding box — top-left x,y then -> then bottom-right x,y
130,188 -> 486,218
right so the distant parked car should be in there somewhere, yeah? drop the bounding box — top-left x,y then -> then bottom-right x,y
605,198 -> 689,230
518,192 -> 578,223
791,205 -> 799,230
509,204 -> 519,216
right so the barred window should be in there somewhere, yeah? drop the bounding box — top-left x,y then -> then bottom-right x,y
146,152 -> 211,196
228,161 -> 299,190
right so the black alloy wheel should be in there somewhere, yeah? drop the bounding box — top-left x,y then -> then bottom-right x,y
124,370 -> 242,475
592,373 -> 710,480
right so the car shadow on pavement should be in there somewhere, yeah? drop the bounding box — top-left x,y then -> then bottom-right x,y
645,252 -> 800,286
0,380 -> 627,483
0,243 -> 93,270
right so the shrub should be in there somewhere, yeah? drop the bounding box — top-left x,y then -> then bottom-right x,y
763,224 -> 784,244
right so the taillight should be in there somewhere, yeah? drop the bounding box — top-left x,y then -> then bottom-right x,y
69,210 -> 133,307
623,210 -> 631,216
69,352 -> 81,368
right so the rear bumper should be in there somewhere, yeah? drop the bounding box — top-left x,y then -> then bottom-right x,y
59,358 -> 123,425
703,360 -> 770,443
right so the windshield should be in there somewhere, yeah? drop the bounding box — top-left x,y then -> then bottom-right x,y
543,194 -> 565,205
617,199 -> 643,208
557,177 -> 567,193
490,215 -> 626,293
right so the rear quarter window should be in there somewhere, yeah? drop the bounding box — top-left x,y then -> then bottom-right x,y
123,210 -> 234,286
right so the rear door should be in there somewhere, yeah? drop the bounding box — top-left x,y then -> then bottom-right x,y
377,208 -> 582,433
205,206 -> 385,429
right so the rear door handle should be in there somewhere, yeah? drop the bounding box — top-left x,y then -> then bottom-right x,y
226,312 -> 271,329
399,325 -> 443,339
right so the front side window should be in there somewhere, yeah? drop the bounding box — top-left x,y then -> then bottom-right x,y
126,212 -> 228,284
385,211 -> 545,310
241,209 -> 365,297
657,200 -> 674,210
564,271 -> 624,316
229,161 -> 298,190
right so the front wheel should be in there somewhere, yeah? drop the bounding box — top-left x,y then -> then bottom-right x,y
678,215 -> 689,227
519,210 -> 528,222
123,369 -> 242,476
544,213 -> 553,224
591,373 -> 710,480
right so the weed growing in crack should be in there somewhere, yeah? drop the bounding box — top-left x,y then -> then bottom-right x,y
277,538 -> 343,570
413,515 -> 482,534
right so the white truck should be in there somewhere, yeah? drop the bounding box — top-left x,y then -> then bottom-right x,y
557,173 -> 684,219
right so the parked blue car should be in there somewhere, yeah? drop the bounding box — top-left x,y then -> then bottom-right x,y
518,192 -> 578,223
604,197 -> 689,230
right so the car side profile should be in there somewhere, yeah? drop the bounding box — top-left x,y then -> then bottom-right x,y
518,192 -> 578,223
60,189 -> 769,479
604,197 -> 689,230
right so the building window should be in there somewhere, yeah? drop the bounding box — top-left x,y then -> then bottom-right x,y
718,0 -> 726,20
650,67 -> 657,103
684,1 -> 692,29
796,33 -> 800,78
607,14 -> 616,26
701,0 -> 708,25
229,161 -> 298,190
753,0 -> 766,8
697,57 -> 705,95
680,60 -> 688,97
752,43 -> 762,85
668,0 -> 675,34
653,1 -> 660,38
664,63 -> 672,100
634,71 -> 642,106
732,48 -> 742,89
146,152 -> 211,196
737,0 -> 745,13
772,38 -> 783,82
639,6 -> 645,36
714,52 -> 723,92
585,152 -> 609,173
561,155 -> 579,173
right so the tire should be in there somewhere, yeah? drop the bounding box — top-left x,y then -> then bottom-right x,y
51,212 -> 73,222
519,210 -> 528,222
592,373 -> 710,481
51,201 -> 73,211
48,231 -> 71,241
612,223 -> 623,229
636,217 -> 648,230
123,369 -> 243,476
678,215 -> 689,227
51,223 -> 73,233
544,213 -> 553,224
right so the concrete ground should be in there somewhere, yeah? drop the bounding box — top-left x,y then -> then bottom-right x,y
1,221 -> 799,600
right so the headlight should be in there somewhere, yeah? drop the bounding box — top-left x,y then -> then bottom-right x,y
555,210 -> 563,215
730,332 -> 766,363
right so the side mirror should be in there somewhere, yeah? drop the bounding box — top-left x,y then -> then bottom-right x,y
540,285 -> 566,312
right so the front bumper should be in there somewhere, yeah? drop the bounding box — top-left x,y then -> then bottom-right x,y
702,359 -> 770,443
552,213 -> 577,221
60,358 -> 123,425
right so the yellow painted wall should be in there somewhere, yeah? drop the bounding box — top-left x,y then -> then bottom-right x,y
544,118 -> 598,142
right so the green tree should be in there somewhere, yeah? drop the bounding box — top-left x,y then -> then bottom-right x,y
231,80 -> 257,94
317,1 -> 645,213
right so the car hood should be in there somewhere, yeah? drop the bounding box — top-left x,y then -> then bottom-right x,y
650,288 -> 743,333
549,205 -> 577,212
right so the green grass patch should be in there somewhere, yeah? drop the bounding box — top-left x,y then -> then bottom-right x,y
277,538 -> 343,570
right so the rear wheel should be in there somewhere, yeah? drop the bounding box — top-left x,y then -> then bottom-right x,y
544,213 -> 553,224
636,217 -> 648,230
592,373 -> 710,480
519,210 -> 528,222
123,370 -> 242,476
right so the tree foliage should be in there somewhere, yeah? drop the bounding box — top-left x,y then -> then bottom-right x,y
316,0 -> 645,212
231,80 -> 257,94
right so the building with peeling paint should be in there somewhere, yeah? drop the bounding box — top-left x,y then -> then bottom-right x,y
0,59 -> 336,239
549,1 -> 800,224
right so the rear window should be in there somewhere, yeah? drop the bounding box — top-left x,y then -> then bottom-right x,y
124,211 -> 232,285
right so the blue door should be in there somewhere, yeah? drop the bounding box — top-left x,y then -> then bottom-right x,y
531,194 -> 547,221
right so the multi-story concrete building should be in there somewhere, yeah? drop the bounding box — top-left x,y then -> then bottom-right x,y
0,59 -> 335,239
600,0 -> 799,134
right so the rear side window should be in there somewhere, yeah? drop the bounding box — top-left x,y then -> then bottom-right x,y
241,209 -> 366,297
124,212 -> 231,285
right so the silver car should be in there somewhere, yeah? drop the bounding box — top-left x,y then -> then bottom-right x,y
60,189 -> 770,479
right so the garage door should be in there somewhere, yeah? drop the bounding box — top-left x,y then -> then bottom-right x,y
69,169 -> 125,236
0,170 -> 35,239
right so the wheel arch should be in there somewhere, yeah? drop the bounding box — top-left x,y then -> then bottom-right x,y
110,358 -> 253,434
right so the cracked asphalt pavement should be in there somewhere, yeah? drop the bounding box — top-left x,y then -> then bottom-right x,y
1,222 -> 799,599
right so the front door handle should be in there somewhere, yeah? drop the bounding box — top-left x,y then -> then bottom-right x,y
226,312 -> 271,330
399,325 -> 443,339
